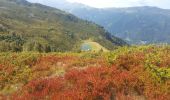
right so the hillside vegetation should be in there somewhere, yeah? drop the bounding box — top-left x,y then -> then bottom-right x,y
44,0 -> 170,44
0,45 -> 169,100
0,0 -> 126,52
69,6 -> 170,44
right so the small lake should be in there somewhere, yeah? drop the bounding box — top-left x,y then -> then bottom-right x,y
81,43 -> 92,51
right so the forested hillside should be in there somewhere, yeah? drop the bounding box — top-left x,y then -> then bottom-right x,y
69,7 -> 170,44
0,0 -> 126,52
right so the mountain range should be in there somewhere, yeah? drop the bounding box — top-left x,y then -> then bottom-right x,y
0,0 -> 126,52
32,0 -> 170,44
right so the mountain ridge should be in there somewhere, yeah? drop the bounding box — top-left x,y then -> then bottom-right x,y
67,6 -> 170,44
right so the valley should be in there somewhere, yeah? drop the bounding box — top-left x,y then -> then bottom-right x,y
33,0 -> 170,44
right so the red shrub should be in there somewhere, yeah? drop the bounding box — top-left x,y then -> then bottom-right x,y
114,52 -> 145,71
12,77 -> 64,100
10,54 -> 169,100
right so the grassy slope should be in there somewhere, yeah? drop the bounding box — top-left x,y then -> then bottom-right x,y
0,0 -> 126,52
82,40 -> 109,52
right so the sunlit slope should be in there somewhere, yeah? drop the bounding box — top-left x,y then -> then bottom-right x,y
81,40 -> 109,52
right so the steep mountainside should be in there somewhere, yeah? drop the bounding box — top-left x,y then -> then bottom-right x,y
70,7 -> 170,44
33,0 -> 170,44
0,0 -> 126,52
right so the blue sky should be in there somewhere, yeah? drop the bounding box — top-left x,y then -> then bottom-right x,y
27,0 -> 170,9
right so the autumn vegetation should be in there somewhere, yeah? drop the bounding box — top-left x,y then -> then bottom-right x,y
0,45 -> 170,100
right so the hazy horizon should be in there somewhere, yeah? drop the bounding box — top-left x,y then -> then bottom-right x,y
27,0 -> 170,9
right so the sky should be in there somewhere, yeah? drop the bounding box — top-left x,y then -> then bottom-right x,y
27,0 -> 170,9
